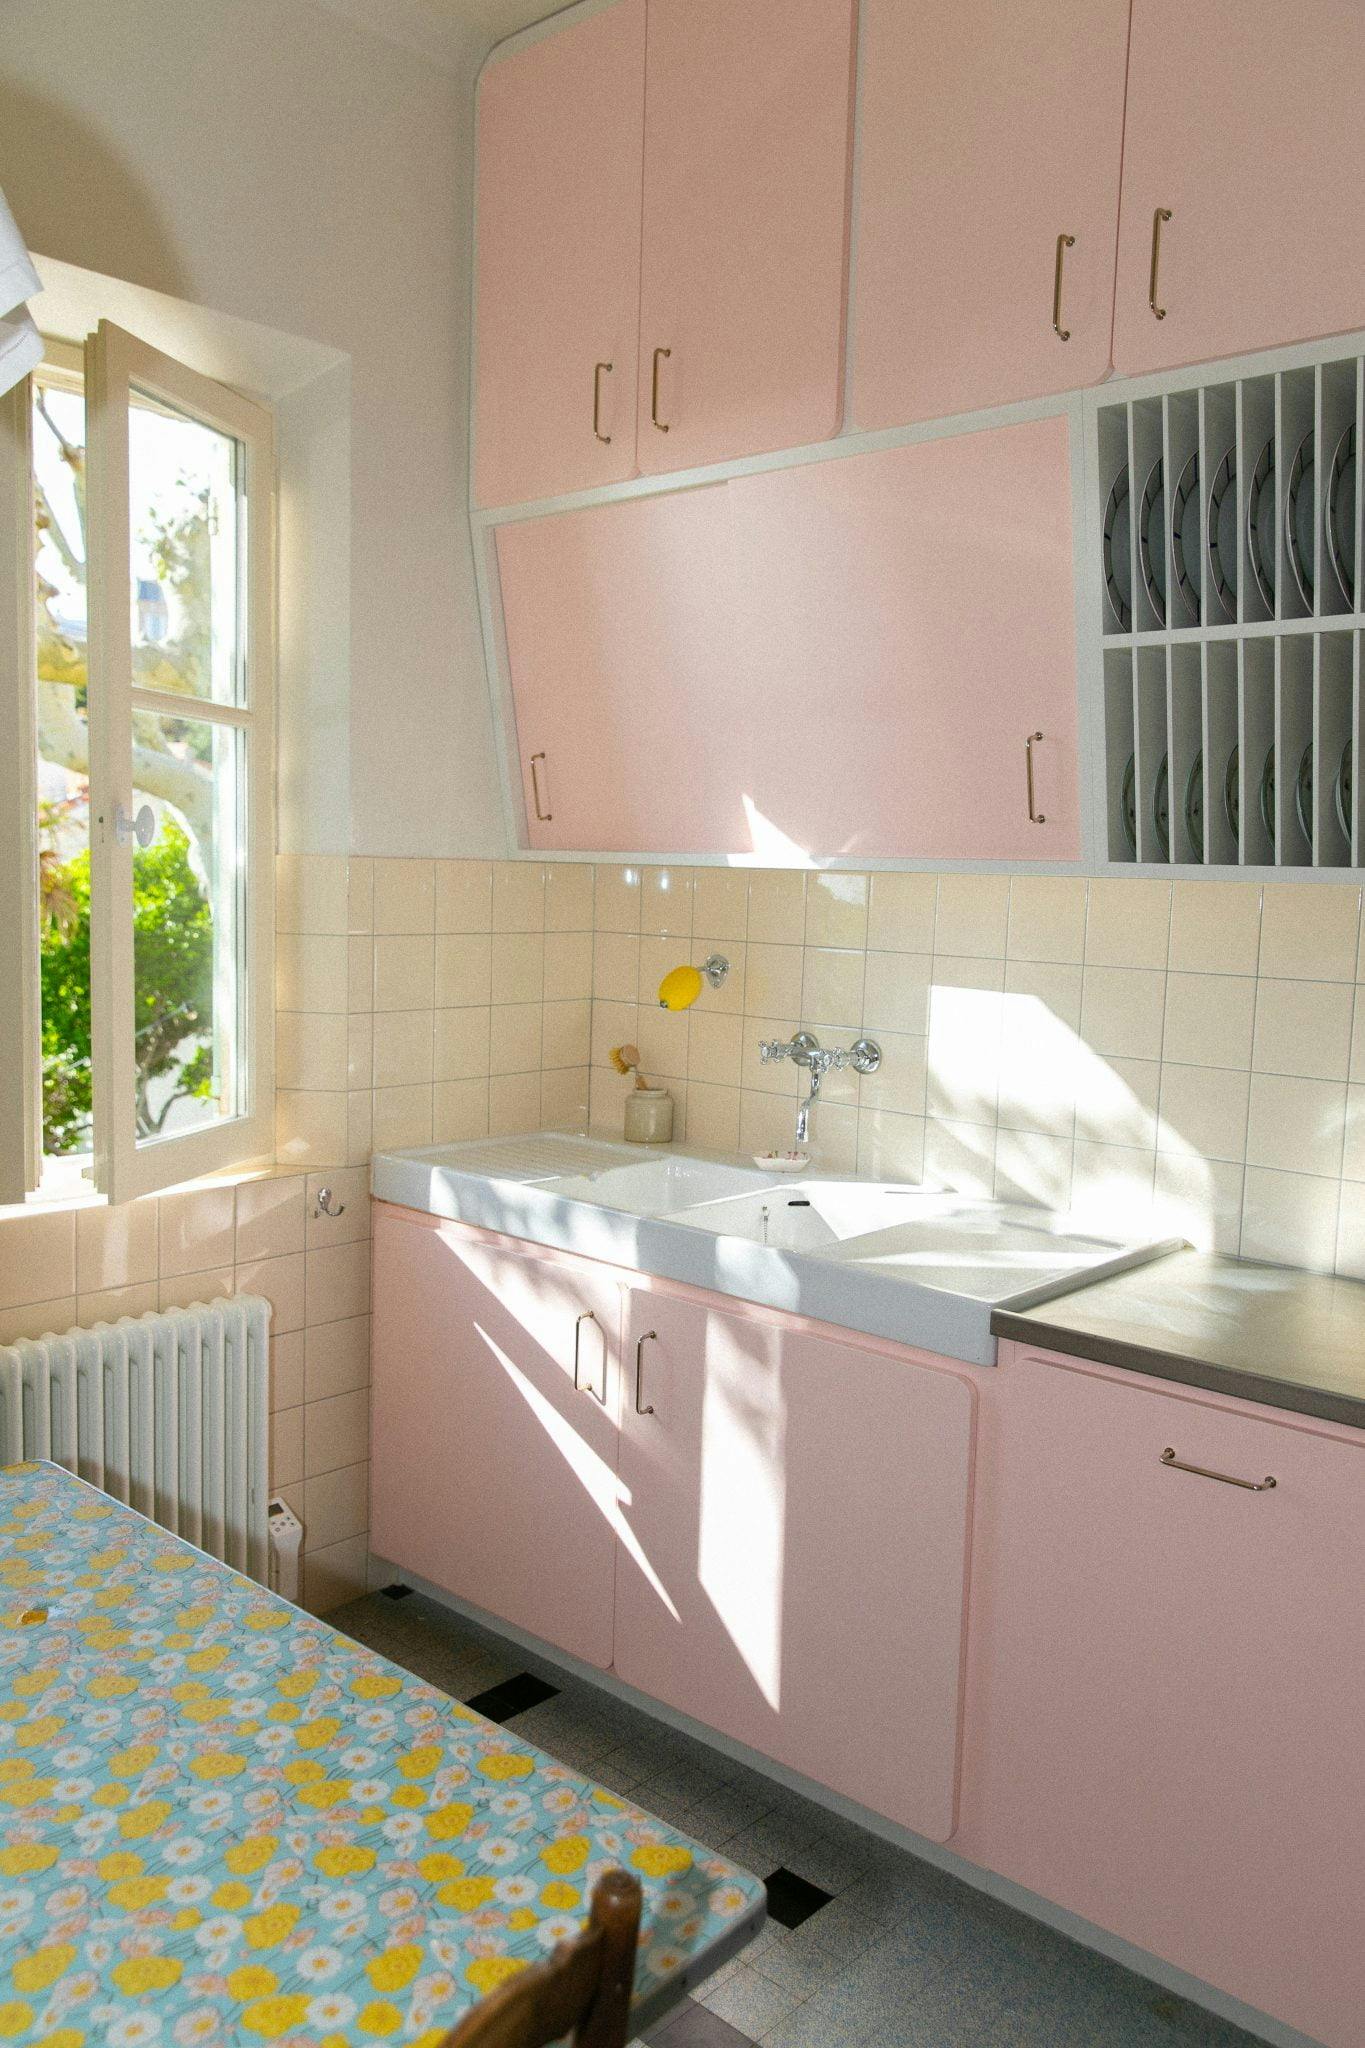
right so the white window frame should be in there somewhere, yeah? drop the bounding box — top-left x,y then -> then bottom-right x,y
0,321 -> 276,1207
85,320 -> 276,1204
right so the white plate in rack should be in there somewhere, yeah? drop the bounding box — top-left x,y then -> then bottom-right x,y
1207,448 -> 1238,618
1103,466 -> 1133,630
1327,422 -> 1357,607
1285,429 -> 1316,608
1170,451 -> 1201,622
1139,458 -> 1167,624
1247,437 -> 1277,610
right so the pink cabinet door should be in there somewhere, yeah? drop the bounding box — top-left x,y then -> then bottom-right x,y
613,1290 -> 976,1841
964,1350 -> 1365,2048
370,1206 -> 623,1668
852,0 -> 1129,429
636,0 -> 855,475
494,486 -> 747,853
473,3 -> 645,507
728,417 -> 1081,858
1113,0 -> 1365,375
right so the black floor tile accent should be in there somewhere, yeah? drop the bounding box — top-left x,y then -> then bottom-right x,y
380,1583 -> 413,1600
465,1671 -> 561,1723
643,1997 -> 754,2047
764,1865 -> 833,1930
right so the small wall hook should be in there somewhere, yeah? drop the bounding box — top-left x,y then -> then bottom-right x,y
313,1186 -> 346,1219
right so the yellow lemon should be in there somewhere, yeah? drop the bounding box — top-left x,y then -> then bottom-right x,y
631,1843 -> 693,1878
436,1877 -> 496,1911
224,1835 -> 278,1876
366,1946 -> 423,1994
245,1904 -> 300,1950
313,1844 -> 375,1878
657,963 -> 704,1011
542,1836 -> 590,1875
111,1956 -> 181,1995
465,1959 -> 528,1995
241,1994 -> 310,2037
12,1944 -> 74,1993
478,1752 -> 533,1782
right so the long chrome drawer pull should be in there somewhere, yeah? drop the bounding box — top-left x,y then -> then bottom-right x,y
1025,730 -> 1046,824
1052,232 -> 1075,341
573,1311 -> 605,1403
1149,207 -> 1172,321
635,1330 -> 657,1416
1160,1447 -> 1276,1492
530,751 -> 552,823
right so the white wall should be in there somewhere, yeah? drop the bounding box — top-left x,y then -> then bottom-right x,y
0,0 -> 507,856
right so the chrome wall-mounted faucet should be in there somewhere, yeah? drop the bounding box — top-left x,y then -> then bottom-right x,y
758,1031 -> 882,1148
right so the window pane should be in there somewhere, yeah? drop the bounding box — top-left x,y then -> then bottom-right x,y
128,390 -> 242,706
132,711 -> 244,1143
32,370 -> 93,1165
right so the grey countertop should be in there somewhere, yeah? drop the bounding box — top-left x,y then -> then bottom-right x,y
992,1248 -> 1365,1429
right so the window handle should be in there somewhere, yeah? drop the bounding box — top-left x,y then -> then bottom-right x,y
114,803 -> 156,849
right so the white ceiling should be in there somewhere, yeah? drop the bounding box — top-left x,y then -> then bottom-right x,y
313,0 -> 567,71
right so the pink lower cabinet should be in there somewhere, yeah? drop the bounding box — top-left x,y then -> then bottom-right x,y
613,1289 -> 977,1841
369,1205 -> 623,1668
962,1346 -> 1365,2048
728,416 -> 1081,859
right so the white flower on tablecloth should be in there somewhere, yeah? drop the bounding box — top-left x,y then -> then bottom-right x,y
535,1916 -> 581,1949
307,1993 -> 357,2028
172,2006 -> 221,2044
164,1838 -> 207,1868
297,1946 -> 344,1983
168,1876 -> 212,1904
192,1916 -> 243,1951
494,1875 -> 537,1906
107,2013 -> 162,2046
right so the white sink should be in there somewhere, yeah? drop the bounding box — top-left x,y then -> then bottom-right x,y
548,1155 -> 772,1216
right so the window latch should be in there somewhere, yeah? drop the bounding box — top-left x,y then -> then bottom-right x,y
113,803 -> 156,849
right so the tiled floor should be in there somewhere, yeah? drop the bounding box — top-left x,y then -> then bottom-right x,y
332,1588 -> 1267,2048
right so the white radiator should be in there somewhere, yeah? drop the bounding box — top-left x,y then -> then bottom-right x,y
0,1296 -> 271,1583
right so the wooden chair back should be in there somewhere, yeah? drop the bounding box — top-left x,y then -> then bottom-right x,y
440,1869 -> 643,2048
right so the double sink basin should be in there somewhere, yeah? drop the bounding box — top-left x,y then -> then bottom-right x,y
372,1132 -> 1181,1366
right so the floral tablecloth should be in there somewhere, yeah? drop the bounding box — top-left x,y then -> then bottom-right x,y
0,1462 -> 764,2046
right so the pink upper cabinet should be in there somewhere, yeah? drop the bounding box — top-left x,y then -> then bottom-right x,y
636,0 -> 856,475
852,0 -> 1130,428
613,1291 -> 976,1842
494,486 -> 745,853
728,416 -> 1081,859
1114,0 -> 1365,375
473,2 -> 645,508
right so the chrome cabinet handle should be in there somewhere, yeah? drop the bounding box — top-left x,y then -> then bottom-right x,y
635,1330 -> 657,1416
1025,731 -> 1046,824
1052,232 -> 1075,341
530,751 -> 552,823
1149,207 -> 1172,321
1161,1447 -> 1276,1492
593,360 -> 613,444
573,1310 -> 606,1403
651,346 -> 671,432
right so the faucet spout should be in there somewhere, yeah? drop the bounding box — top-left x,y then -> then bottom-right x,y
795,1065 -> 823,1147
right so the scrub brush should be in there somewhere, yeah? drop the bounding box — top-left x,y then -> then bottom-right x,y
610,1043 -> 651,1090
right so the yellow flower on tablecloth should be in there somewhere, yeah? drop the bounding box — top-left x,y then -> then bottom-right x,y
478,1752 -> 533,1781
240,1992 -> 311,2037
107,1876 -> 170,1911
314,1844 -> 376,1877
366,1945 -> 423,1994
118,1799 -> 172,1839
540,1882 -> 581,1911
0,2002 -> 33,2037
631,1843 -> 693,1878
13,1668 -> 57,1698
464,1957 -> 528,1995
358,1999 -> 404,2034
424,1802 -> 474,1839
296,1779 -> 349,1809
351,1672 -> 402,1700
295,1717 -> 342,1750
244,1904 -> 300,1950
15,1715 -> 64,1749
507,1907 -> 537,1930
98,1852 -> 142,1880
398,1744 -> 443,1780
111,1955 -> 182,1995
227,1966 -> 279,2000
276,1669 -> 317,1698
190,1750 -> 244,1781
109,1744 -> 160,1779
0,1845 -> 56,1876
11,1943 -> 74,1992
213,1882 -> 252,1912
541,1836 -> 590,1875
224,1835 -> 278,1876
436,1877 -> 496,1911
416,1853 -> 465,1882
390,1785 -> 426,1810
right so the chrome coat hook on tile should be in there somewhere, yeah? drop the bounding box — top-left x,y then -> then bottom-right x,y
313,1186 -> 346,1219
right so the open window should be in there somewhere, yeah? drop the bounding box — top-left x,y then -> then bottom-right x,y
0,320 -> 275,1206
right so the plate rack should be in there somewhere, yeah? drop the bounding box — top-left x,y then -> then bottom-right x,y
1096,343 -> 1364,870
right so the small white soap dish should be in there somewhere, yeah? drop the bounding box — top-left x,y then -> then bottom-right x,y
751,1151 -> 810,1172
